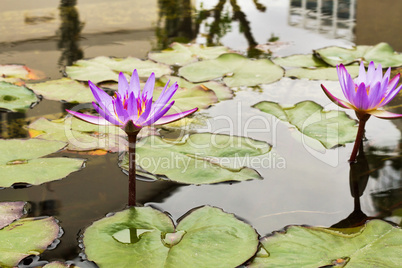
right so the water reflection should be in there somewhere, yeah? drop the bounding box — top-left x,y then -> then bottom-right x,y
156,0 -> 267,57
57,0 -> 84,67
289,0 -> 355,41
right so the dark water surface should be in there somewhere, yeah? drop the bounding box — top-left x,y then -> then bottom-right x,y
0,0 -> 401,265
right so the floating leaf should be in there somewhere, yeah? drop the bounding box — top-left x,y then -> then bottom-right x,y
0,64 -> 45,83
315,43 -> 402,68
42,261 -> 71,268
121,133 -> 270,184
178,53 -> 284,87
148,42 -> 231,66
0,81 -> 38,112
285,65 -> 360,80
248,220 -> 402,268
0,202 -> 60,268
26,78 -> 95,103
273,54 -> 328,68
0,201 -> 26,229
66,56 -> 171,84
253,101 -> 357,148
157,75 -> 234,101
28,117 -> 127,152
83,206 -> 259,268
0,139 -> 84,187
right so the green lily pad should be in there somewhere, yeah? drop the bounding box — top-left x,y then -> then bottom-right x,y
285,65 -> 360,80
121,133 -> 270,184
157,75 -> 234,101
0,139 -> 84,187
253,101 -> 357,149
148,42 -> 231,66
26,78 -> 95,103
0,202 -> 60,268
66,56 -> 171,84
0,81 -> 38,112
0,201 -> 26,229
315,43 -> 402,68
0,64 -> 46,83
28,117 -> 127,152
42,262 -> 71,268
248,220 -> 402,268
273,54 -> 328,68
178,53 -> 284,87
83,206 -> 259,268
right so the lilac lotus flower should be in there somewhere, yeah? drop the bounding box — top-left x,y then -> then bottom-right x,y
67,70 -> 198,133
321,61 -> 402,118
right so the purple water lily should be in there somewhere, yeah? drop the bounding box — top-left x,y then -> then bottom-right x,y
321,61 -> 402,162
321,61 -> 402,119
67,70 -> 198,207
67,70 -> 198,133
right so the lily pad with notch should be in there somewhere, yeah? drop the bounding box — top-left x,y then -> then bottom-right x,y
0,139 -> 85,188
83,206 -> 259,268
0,81 -> 39,112
0,201 -> 60,268
248,220 -> 402,267
253,101 -> 357,149
178,53 -> 284,87
120,133 -> 271,184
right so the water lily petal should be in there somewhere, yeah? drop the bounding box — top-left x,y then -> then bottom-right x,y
92,102 -> 122,126
321,84 -> 353,109
367,82 -> 382,109
136,97 -> 153,125
355,82 -> 369,110
154,107 -> 198,125
113,97 -> 129,124
118,72 -> 129,97
367,109 -> 402,119
150,82 -> 178,117
125,92 -> 138,121
381,84 -> 402,107
129,69 -> 141,99
337,65 -> 352,101
355,62 -> 367,84
372,63 -> 383,86
366,61 -> 376,85
143,100 -> 175,126
66,109 -> 113,125
141,72 -> 155,102
88,81 -> 114,115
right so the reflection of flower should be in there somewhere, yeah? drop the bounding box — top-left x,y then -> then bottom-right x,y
67,70 -> 198,134
321,61 -> 402,118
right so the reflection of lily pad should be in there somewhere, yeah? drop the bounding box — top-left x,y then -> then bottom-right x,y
0,139 -> 84,187
26,78 -> 95,103
178,53 -> 284,87
148,42 -> 231,66
157,75 -> 234,101
0,201 -> 60,268
121,133 -> 270,184
253,101 -> 357,148
0,81 -> 38,112
315,43 -> 402,68
285,65 -> 360,80
83,206 -> 259,268
66,56 -> 171,84
249,220 -> 402,267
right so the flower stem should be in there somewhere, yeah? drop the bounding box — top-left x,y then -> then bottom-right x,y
127,132 -> 139,207
349,113 -> 370,163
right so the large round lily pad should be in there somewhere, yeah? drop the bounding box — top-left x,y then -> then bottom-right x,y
0,139 -> 85,187
26,78 -> 95,103
66,56 -> 172,84
178,53 -> 284,87
148,42 -> 231,66
0,202 -> 60,268
83,206 -> 259,268
121,133 -> 270,184
0,201 -> 26,229
0,64 -> 45,83
248,220 -> 402,267
253,101 -> 357,149
0,81 -> 38,112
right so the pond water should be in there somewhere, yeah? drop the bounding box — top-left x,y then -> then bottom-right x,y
1,0 -> 401,266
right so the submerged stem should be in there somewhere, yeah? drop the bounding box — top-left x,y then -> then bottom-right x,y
127,131 -> 139,207
349,113 -> 370,163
